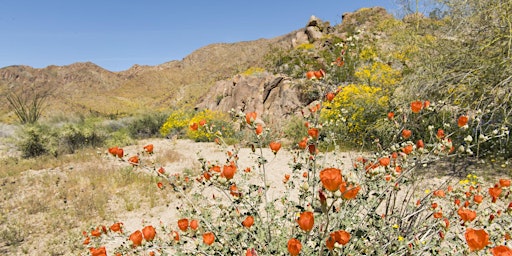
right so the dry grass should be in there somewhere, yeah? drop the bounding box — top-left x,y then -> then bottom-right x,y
0,146 -> 182,255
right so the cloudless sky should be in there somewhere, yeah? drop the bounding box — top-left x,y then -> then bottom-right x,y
0,1 -> 397,72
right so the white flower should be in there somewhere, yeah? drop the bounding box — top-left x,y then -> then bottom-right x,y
428,125 -> 434,131
466,148 -> 473,155
464,135 -> 473,143
458,145 -> 465,153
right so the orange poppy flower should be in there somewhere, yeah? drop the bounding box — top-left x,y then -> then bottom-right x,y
341,184 -> 360,200
308,144 -> 317,155
308,128 -> 319,139
443,218 -> 450,230
190,122 -> 198,131
283,174 -> 291,183
416,139 -> 424,148
433,190 -> 446,198
431,202 -> 438,209
402,129 -> 412,139
297,211 -> 314,232
255,124 -> 263,135
245,112 -> 257,125
128,155 -> 139,166
143,144 -> 154,154
314,69 -> 325,79
210,165 -> 221,173
221,163 -> 237,180
491,245 -> 512,256
171,230 -> 180,241
458,208 -> 477,222
298,138 -> 308,149
436,129 -> 445,139
199,119 -> 207,126
157,167 -> 165,174
142,225 -> 156,241
331,230 -> 351,245
287,238 -> 302,256
230,184 -> 241,197
326,236 -> 335,250
202,232 -> 215,245
378,157 -> 390,167
433,211 -> 443,219
116,148 -> 124,158
269,142 -> 282,154
319,168 -> 343,192
458,115 -> 469,127
387,112 -> 394,120
326,92 -> 335,101
190,220 -> 199,230
465,228 -> 489,251
108,146 -> 119,156
91,228 -> 101,237
306,71 -> 315,79
110,222 -> 123,233
402,145 -> 414,155
178,218 -> 189,231
411,101 -> 423,113
499,179 -> 511,187
423,100 -> 430,109
89,247 -> 107,256
246,248 -> 257,256
83,236 -> 90,245
129,230 -> 143,247
157,182 -> 164,189
242,216 -> 254,228
489,186 -> 502,202
506,232 -> 511,241
473,194 -> 483,204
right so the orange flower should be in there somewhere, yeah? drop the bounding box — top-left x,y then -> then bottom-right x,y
423,100 -> 430,109
458,208 -> 477,222
157,182 -> 164,189
221,163 -> 237,180
499,179 -> 511,187
171,230 -> 180,241
190,220 -> 199,230
297,211 -> 314,232
387,112 -> 394,120
108,146 -> 119,156
190,122 -> 198,131
341,184 -> 360,200
314,69 -> 325,79
242,216 -> 254,228
416,139 -> 424,148
326,92 -> 335,102
326,236 -> 335,250
129,230 -> 143,247
465,228 -> 489,251
158,167 -> 165,174
89,247 -> 107,256
378,157 -> 390,167
255,124 -> 263,135
178,218 -> 189,231
331,230 -> 351,245
202,232 -> 215,245
458,115 -> 469,127
210,165 -> 221,173
436,129 -> 445,139
306,71 -> 315,79
245,112 -> 257,124
298,137 -> 308,149
110,222 -> 123,233
491,245 -> 512,256
443,218 -> 450,230
433,211 -> 443,219
199,119 -> 207,126
489,186 -> 502,202
269,142 -> 282,154
230,184 -> 241,197
433,190 -> 446,198
143,144 -> 154,154
142,225 -> 156,241
319,168 -> 343,192
411,101 -> 423,113
473,194 -> 483,204
402,145 -> 413,155
283,174 -> 291,183
91,228 -> 101,237
402,129 -> 412,139
116,148 -> 124,158
83,236 -> 90,245
308,128 -> 319,139
128,155 -> 139,166
246,248 -> 257,256
287,238 -> 302,256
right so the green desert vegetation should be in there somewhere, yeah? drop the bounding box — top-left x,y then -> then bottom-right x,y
0,0 -> 511,254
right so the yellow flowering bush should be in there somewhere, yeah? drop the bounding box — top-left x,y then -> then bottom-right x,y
321,84 -> 388,146
159,108 -> 192,137
186,109 -> 234,142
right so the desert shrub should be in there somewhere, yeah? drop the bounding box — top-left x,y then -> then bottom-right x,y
160,109 -> 193,138
126,112 -> 168,139
241,67 -> 266,76
283,115 -> 309,146
186,109 -> 234,142
18,124 -> 51,158
58,119 -> 107,154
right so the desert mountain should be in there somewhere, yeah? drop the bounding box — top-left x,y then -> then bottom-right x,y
0,7 -> 392,122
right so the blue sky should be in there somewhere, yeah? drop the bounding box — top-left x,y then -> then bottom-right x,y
0,1 -> 397,72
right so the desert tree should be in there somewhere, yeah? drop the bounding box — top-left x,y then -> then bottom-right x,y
6,85 -> 53,124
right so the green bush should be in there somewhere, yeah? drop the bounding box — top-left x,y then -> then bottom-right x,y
127,112 -> 168,139
18,124 -> 49,158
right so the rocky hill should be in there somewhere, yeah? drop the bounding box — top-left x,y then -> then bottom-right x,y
0,7 -> 392,122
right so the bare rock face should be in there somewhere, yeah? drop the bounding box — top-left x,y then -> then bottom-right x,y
196,73 -> 302,122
